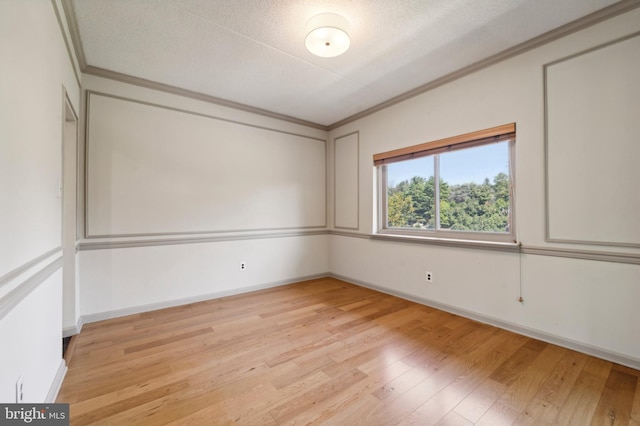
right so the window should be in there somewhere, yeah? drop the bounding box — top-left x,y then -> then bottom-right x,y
375,124 -> 516,243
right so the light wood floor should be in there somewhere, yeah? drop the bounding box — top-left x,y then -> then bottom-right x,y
58,278 -> 640,425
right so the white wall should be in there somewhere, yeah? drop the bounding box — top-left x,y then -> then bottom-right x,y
0,271 -> 63,403
328,9 -> 640,367
4,6 -> 635,408
0,0 -> 80,402
85,92 -> 326,237
545,34 -> 640,246
80,235 -> 329,320
78,74 -> 330,319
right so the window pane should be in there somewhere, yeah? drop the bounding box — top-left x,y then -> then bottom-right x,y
439,141 -> 510,233
386,156 -> 435,229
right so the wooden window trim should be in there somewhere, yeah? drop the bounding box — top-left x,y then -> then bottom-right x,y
373,123 -> 515,166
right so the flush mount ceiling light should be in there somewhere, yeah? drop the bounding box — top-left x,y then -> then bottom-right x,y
305,13 -> 350,58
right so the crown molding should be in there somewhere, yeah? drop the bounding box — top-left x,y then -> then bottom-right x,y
83,66 -> 329,131
60,0 -> 87,70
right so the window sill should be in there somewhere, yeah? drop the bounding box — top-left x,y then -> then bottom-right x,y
370,232 -> 521,253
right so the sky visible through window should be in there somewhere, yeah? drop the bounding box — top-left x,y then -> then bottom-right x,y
387,142 -> 509,186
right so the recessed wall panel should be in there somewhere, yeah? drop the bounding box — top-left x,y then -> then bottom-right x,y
334,132 -> 359,230
86,93 -> 326,237
545,34 -> 640,247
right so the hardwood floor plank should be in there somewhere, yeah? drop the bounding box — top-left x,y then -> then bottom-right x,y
365,321 -> 519,424
372,364 -> 431,402
71,380 -> 190,425
267,368 -> 368,423
270,351 -> 339,390
123,326 -> 214,354
62,363 -> 174,403
164,382 -> 281,426
493,344 -> 566,414
98,362 -> 294,425
513,350 -> 589,425
631,379 -> 640,424
476,401 -> 522,426
303,360 -> 413,425
265,334 -> 339,367
453,378 -> 508,423
590,368 -> 637,425
436,411 -> 473,426
489,338 -> 547,386
554,357 -> 612,425
56,278 -> 640,425
62,372 -> 192,417
433,411 -> 474,426
324,325 -> 426,378
312,394 -> 383,426
398,330 -> 518,424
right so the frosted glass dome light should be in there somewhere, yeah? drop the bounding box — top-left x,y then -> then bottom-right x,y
305,13 -> 350,58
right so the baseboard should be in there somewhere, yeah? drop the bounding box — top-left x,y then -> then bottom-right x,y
45,359 -> 67,403
62,316 -> 83,337
329,273 -> 640,371
81,273 -> 330,324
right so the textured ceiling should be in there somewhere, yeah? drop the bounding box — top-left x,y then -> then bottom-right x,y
69,0 -> 623,127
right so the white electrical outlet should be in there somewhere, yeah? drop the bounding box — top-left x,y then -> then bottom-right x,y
240,261 -> 246,271
16,376 -> 23,403
425,271 -> 433,283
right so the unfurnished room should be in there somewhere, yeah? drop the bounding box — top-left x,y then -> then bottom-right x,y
1,0 -> 640,424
